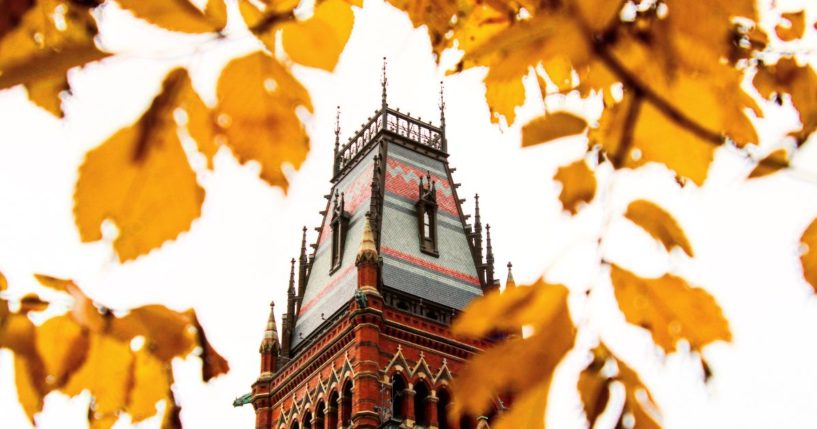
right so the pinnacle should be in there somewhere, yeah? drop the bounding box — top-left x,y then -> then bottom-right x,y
356,214 -> 378,265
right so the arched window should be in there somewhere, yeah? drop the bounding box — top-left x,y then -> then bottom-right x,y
437,389 -> 452,429
391,374 -> 407,420
315,401 -> 325,429
414,381 -> 430,426
291,421 -> 300,429
303,412 -> 313,429
330,192 -> 349,272
416,174 -> 438,256
328,391 -> 339,428
341,380 -> 353,426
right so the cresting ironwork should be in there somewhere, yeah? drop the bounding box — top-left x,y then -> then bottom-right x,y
334,108 -> 445,179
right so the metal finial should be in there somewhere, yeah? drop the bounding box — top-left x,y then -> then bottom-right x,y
381,57 -> 388,108
334,106 -> 341,154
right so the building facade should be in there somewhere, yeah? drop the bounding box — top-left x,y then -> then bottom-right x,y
245,78 -> 506,429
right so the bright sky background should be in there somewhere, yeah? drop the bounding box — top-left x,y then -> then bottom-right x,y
1,0 -> 817,428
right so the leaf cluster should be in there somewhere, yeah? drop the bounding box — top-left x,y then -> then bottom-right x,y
0,273 -> 228,428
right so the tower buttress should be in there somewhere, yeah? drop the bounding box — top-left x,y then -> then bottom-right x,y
486,224 -> 497,290
297,226 -> 308,309
282,258 -> 296,358
473,194 -> 485,286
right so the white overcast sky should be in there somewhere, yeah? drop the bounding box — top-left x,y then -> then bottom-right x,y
1,0 -> 817,428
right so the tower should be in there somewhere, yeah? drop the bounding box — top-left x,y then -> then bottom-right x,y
245,72 -> 501,429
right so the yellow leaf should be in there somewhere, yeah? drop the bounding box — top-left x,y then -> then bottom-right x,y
385,0 -> 464,56
0,270 -> 7,292
14,355 -> 44,423
610,265 -> 731,353
74,69 -> 205,261
216,52 -> 311,188
127,349 -> 170,422
775,11 -> 806,41
578,351 -> 611,428
576,0 -> 625,33
35,315 -> 89,388
453,280 -> 567,338
281,0 -> 353,71
117,0 -> 227,33
178,78 -> 220,169
799,218 -> 817,293
0,0 -> 108,117
493,378 -> 552,429
541,56 -> 575,92
452,283 -> 574,421
616,360 -> 662,429
109,305 -> 197,362
749,148 -> 788,179
522,112 -> 587,147
25,76 -> 68,117
35,274 -> 104,331
553,159 -> 596,215
0,0 -> 36,39
485,73 -> 525,125
754,59 -> 817,144
63,334 -> 133,415
624,200 -> 693,256
90,414 -> 119,429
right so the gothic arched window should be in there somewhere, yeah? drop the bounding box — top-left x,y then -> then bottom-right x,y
416,174 -> 438,256
330,192 -> 349,273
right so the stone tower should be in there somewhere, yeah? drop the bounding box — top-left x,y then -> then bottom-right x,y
244,72 -> 502,429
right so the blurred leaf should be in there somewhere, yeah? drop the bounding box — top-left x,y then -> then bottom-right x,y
0,0 -> 108,117
749,148 -> 788,179
35,315 -> 89,388
453,283 -> 574,425
610,264 -> 731,352
0,271 -> 7,292
117,0 -> 227,33
74,69 -> 205,262
625,200 -> 693,256
775,11 -> 805,41
800,218 -> 817,293
522,112 -> 587,147
110,305 -> 197,362
554,160 -> 596,215
35,274 -> 104,331
127,349 -> 170,422
191,311 -> 229,381
281,0 -> 353,71
15,355 -> 45,423
216,51 -> 311,188
754,59 -> 817,144
62,334 -> 133,416
19,293 -> 49,313
578,346 -> 611,428
616,360 -> 661,428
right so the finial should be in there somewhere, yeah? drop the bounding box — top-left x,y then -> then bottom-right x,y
381,57 -> 388,108
439,80 -> 446,128
260,300 -> 279,352
334,106 -> 341,154
288,258 -> 296,293
506,261 -> 516,288
486,224 -> 495,287
356,213 -> 378,265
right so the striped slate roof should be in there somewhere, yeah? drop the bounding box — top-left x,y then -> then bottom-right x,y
291,110 -> 483,349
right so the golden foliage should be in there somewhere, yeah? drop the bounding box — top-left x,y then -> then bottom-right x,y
554,159 -> 596,215
625,200 -> 694,257
800,218 -> 817,293
754,58 -> 817,144
117,0 -> 228,33
775,11 -> 805,42
281,0 -> 354,71
0,273 -> 228,426
216,51 -> 312,187
749,148 -> 789,179
452,281 -> 575,428
611,264 -> 731,353
522,112 -> 588,147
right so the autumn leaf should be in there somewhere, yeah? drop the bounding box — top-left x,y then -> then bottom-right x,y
453,282 -> 574,427
63,334 -> 133,415
110,305 -> 197,362
554,160 -> 596,215
216,51 -> 311,188
799,218 -> 817,293
578,346 -> 612,428
610,265 -> 731,353
0,271 -> 7,292
117,0 -> 227,33
74,69 -> 205,261
625,200 -> 694,257
281,0 -> 354,71
191,311 -> 230,381
754,59 -> 817,144
35,274 -> 105,332
35,315 -> 89,388
775,11 -> 805,41
522,112 -> 587,147
127,349 -> 170,422
0,0 -> 108,117
19,293 -> 49,313
15,355 -> 46,422
616,360 -> 661,429
749,148 -> 788,179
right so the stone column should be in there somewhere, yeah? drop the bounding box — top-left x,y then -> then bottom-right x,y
426,394 -> 439,428
324,406 -> 337,429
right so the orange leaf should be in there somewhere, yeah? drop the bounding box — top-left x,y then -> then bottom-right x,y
624,200 -> 694,257
578,346 -> 611,427
610,265 -> 731,352
35,274 -> 104,331
35,315 -> 90,388
117,0 -> 227,33
127,349 -> 170,422
749,148 -> 789,179
554,159 -> 596,215
281,0 -> 354,71
775,11 -> 806,41
616,360 -> 662,429
522,112 -> 587,147
109,305 -> 197,362
799,218 -> 817,293
191,311 -> 229,381
62,334 -> 133,415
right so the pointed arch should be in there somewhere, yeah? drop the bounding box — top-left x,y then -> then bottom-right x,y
437,387 -> 452,429
413,379 -> 431,427
391,372 -> 408,420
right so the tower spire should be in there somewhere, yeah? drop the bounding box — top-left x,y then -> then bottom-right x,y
506,261 -> 516,288
282,258 -> 297,357
298,226 -> 308,303
333,106 -> 342,176
381,57 -> 388,109
473,194 -> 485,286
439,80 -> 447,152
356,214 -> 379,266
259,301 -> 280,375
486,224 -> 496,289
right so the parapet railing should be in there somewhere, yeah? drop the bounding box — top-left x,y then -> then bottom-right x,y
334,108 -> 445,178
